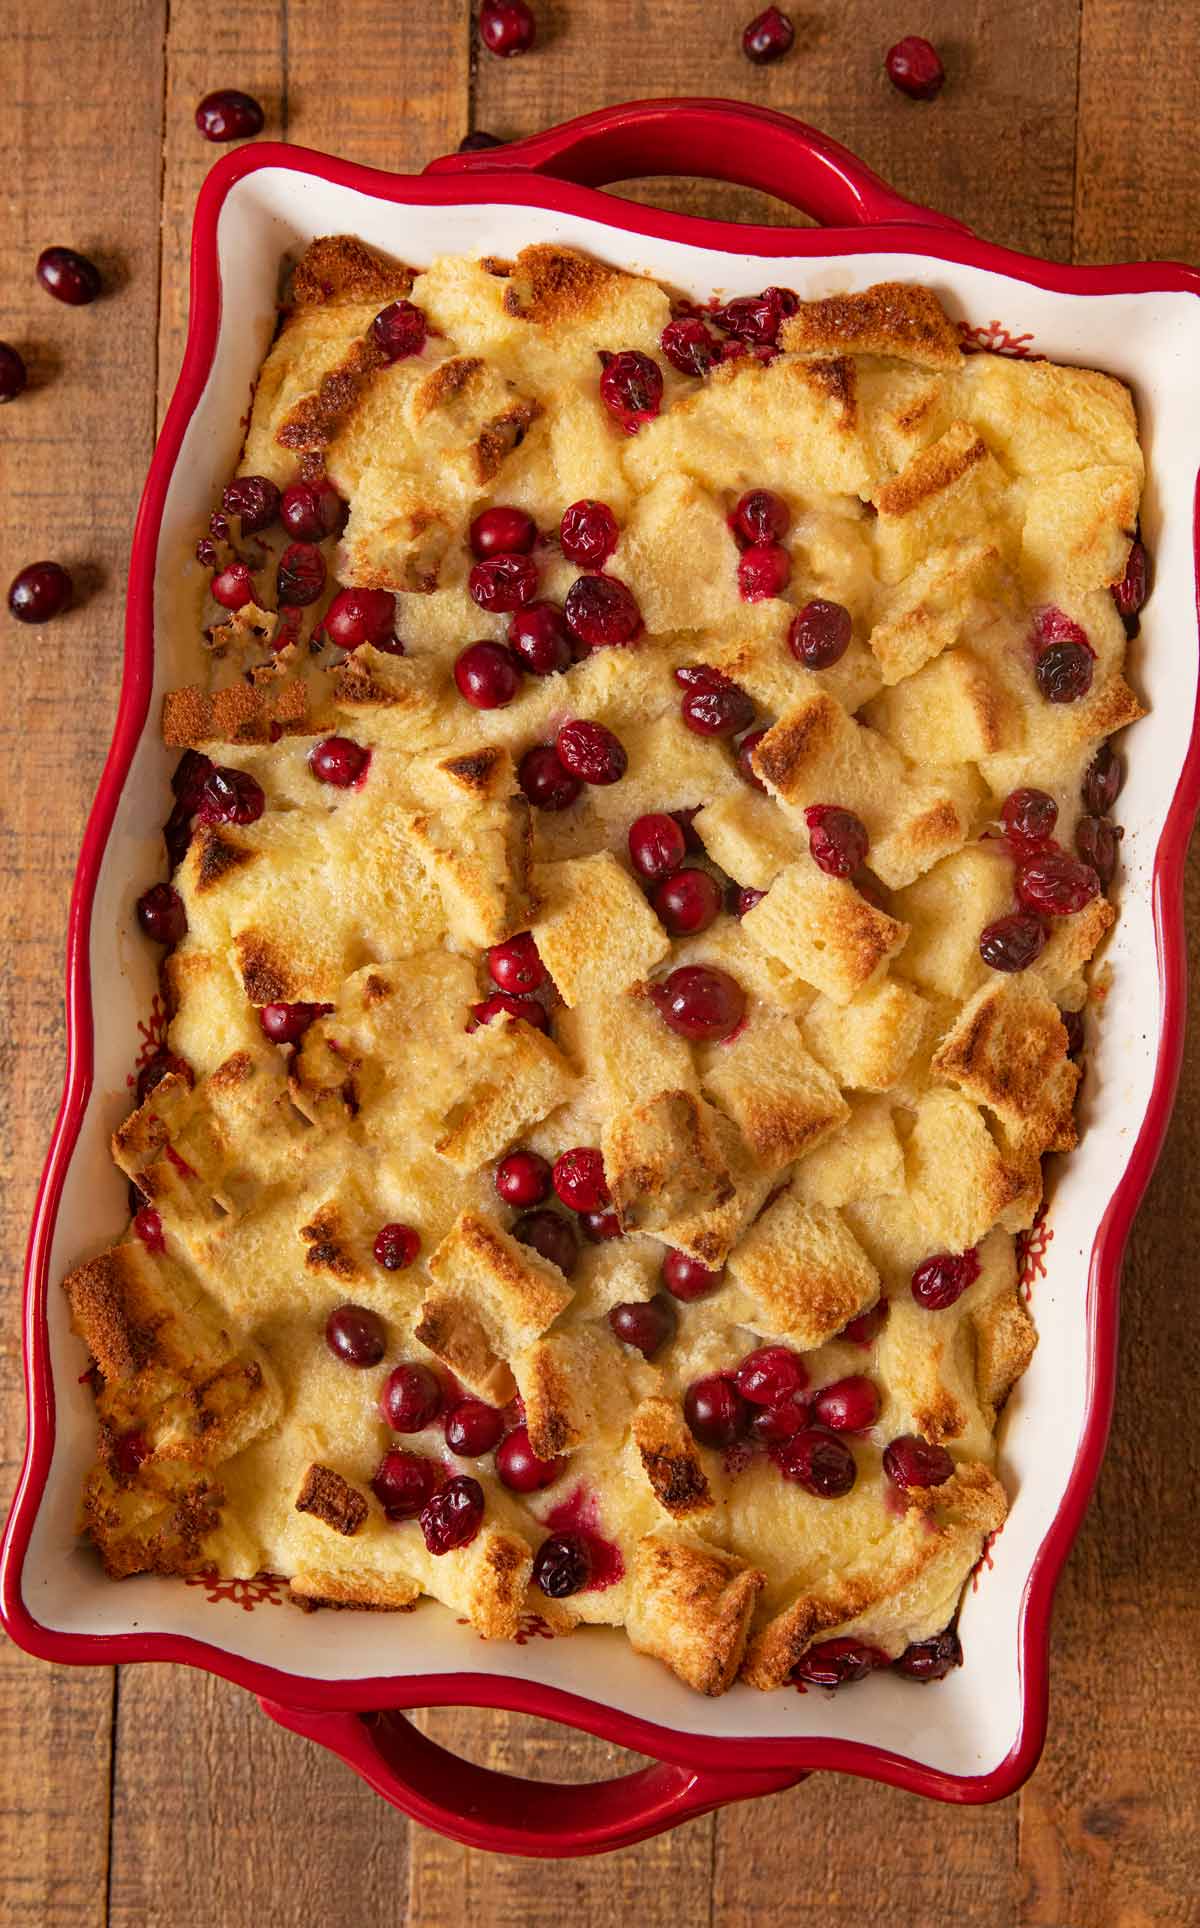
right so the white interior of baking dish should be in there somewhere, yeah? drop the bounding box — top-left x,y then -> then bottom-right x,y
19,162 -> 1200,1783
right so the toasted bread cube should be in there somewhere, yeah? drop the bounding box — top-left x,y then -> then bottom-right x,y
741,858 -> 908,1005
603,1090 -> 736,1234
931,978 -> 1079,1165
958,353 -> 1143,482
801,978 -> 930,1090
657,1109 -> 774,1268
780,282 -> 962,370
867,539 -> 1003,685
435,1017 -> 578,1172
532,853 -> 671,1007
620,473 -> 741,631
1021,466 -> 1140,604
794,1097 -> 904,1208
625,1532 -> 765,1696
1030,895 -> 1115,998
905,1089 -> 1035,1251
670,919 -> 816,1016
571,988 -> 698,1110
514,1324 -> 636,1459
870,771 -> 976,890
891,845 -> 1014,1001
420,1211 -> 574,1401
725,1193 -> 880,1348
586,716 -> 741,830
631,1398 -> 715,1522
873,422 -> 1010,583
402,798 -> 534,949
865,649 -> 1018,766
698,1007 -> 848,1172
694,790 -> 799,891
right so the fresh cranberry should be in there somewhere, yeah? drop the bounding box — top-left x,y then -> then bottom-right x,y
651,867 -> 723,936
210,561 -> 256,610
773,1428 -> 857,1497
444,1399 -> 504,1457
486,933 -> 545,995
731,489 -> 790,548
735,1346 -> 808,1406
883,1434 -> 955,1490
324,586 -> 398,651
518,743 -> 582,811
552,1147 -> 610,1214
674,806 -> 705,852
742,4 -> 795,61
421,1474 -> 485,1553
734,729 -> 769,793
469,992 -> 549,1033
195,88 -> 264,140
172,749 -> 214,809
310,736 -> 370,787
1031,608 -> 1095,703
792,1639 -> 888,1687
628,813 -> 686,881
885,35 -> 945,99
660,315 -> 721,376
581,1209 -> 623,1243
748,1398 -> 811,1444
371,299 -> 428,362
508,601 -> 571,675
1075,815 -> 1122,889
789,599 -> 852,669
564,573 -> 644,648
609,1293 -> 678,1359
1062,1006 -> 1086,1058
1082,742 -> 1124,816
495,1149 -> 552,1208
894,1626 -> 962,1681
259,1001 -> 330,1044
678,671 -> 755,738
8,561 -> 72,623
662,1249 -> 723,1301
911,1247 -> 981,1310
738,543 -> 791,602
460,129 -> 505,149
732,885 -> 765,919
496,1425 -> 562,1493
714,286 -> 797,347
469,554 -> 538,613
453,639 -> 523,709
560,499 -> 619,568
372,1450 -> 437,1521
381,1362 -> 443,1432
512,1209 -> 578,1275
276,541 -> 326,606
479,0 -> 536,56
1112,537 -> 1149,631
197,767 -> 265,825
136,1051 -> 189,1103
114,1430 -> 151,1476
684,1374 -> 749,1448
0,342 -> 28,403
599,350 -> 663,434
805,804 -> 869,878
556,719 -> 628,785
839,1301 -> 889,1348
1001,788 -> 1058,851
36,246 -> 101,305
652,965 -> 746,1042
136,882 -> 186,946
812,1375 -> 879,1432
1016,852 -> 1100,917
325,1303 -> 386,1368
374,1223 -> 421,1272
222,475 -> 279,533
470,505 -> 537,559
979,912 -> 1047,973
133,1207 -> 165,1252
533,1532 -> 592,1597
280,479 -> 344,541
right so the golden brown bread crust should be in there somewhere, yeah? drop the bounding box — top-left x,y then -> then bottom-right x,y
290,234 -> 415,310
295,1464 -> 369,1537
781,281 -> 963,369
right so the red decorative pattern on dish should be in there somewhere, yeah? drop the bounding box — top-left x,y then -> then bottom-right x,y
958,318 -> 1038,357
125,993 -> 169,1088
970,1527 -> 1001,1591
183,1569 -> 287,1610
1016,1207 -> 1053,1299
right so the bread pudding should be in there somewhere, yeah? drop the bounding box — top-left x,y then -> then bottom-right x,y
63,235 -> 1149,1695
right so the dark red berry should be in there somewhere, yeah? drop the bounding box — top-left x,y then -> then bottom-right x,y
444,1399 -> 504,1457
460,130 -> 505,150
674,806 -> 705,853
732,885 -> 765,919
276,541 -> 326,606
280,479 -> 344,541
374,1223 -> 421,1272
1016,852 -> 1100,917
1001,788 -> 1058,851
1112,537 -> 1149,631
564,573 -> 643,648
455,639 -> 523,708
651,867 -> 723,935
731,489 -> 790,547
652,965 -> 746,1042
684,1374 -> 749,1448
195,89 -> 264,141
979,912 -> 1046,973
556,718 -> 627,785
197,767 -> 265,825
805,804 -> 869,878
894,1625 -> 962,1681
324,586 -> 398,651
469,553 -> 539,613
325,1303 -> 387,1368
1075,815 -> 1122,888
512,1209 -> 578,1275
714,286 -> 797,347
222,475 -> 279,534
420,1474 -> 485,1553
748,1397 -> 811,1444
469,992 -> 549,1034
211,561 -> 256,610
479,0 -> 536,56
773,1428 -> 857,1497
552,1147 -> 610,1214
36,246 -> 101,306
789,598 -> 852,669
812,1375 -> 879,1433
0,343 -> 29,403
114,1430 -> 151,1476
599,350 -> 663,433
660,316 -> 721,377
678,669 -> 755,738
737,543 -> 791,602
1082,742 -> 1124,817
742,4 -> 795,62
839,1301 -> 889,1348
518,744 -> 582,811
470,505 -> 536,559
735,730 -> 769,793
133,1207 -> 165,1252
372,300 -> 428,362
609,1293 -> 678,1358
259,1001 -> 330,1044
662,1249 -> 723,1301
560,500 -> 619,568
628,812 -> 687,881
533,1532 -> 591,1597
496,1425 -> 562,1493
734,1346 -> 808,1407
885,35 -> 945,99
381,1362 -> 443,1432
911,1247 -> 981,1310
8,561 -> 72,623
372,1450 -> 437,1521
495,1149 -> 552,1208
883,1434 -> 955,1490
508,601 -> 571,675
1031,608 -> 1095,703
792,1639 -> 888,1687
487,933 -> 546,995
581,1208 -> 623,1243
136,1051 -> 189,1103
136,883 -> 187,946
310,736 -> 370,787
172,749 -> 215,809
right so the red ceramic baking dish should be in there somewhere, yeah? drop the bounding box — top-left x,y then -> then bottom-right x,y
4,99 -> 1200,1859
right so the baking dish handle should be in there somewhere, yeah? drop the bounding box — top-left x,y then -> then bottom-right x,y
258,1699 -> 806,1856
425,96 -> 969,233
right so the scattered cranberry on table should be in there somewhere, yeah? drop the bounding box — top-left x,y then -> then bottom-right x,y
136,882 -> 187,946
893,1625 -> 962,1681
552,1147 -> 610,1214
518,744 -> 582,811
789,597 -> 852,669
421,1474 -> 486,1553
662,1249 -> 724,1301
0,342 -> 28,403
36,245 -> 102,305
197,766 -> 265,825
276,541 -> 326,606
563,572 -> 644,648
511,1208 -> 578,1274
210,560 -> 256,610
222,474 -> 279,533
609,1294 -> 678,1359
372,1450 -> 436,1521
660,315 -> 721,376
259,1000 -> 330,1044
470,505 -> 537,559
805,804 -> 869,878
555,718 -> 628,785
479,0 -> 536,57
911,1247 -> 981,1310
470,991 -> 550,1033
652,964 -> 746,1042
734,1345 -> 808,1406
488,932 -> 547,995
374,1223 -> 421,1272
599,349 -> 663,433
792,1639 -> 889,1687
495,1149 -> 552,1208
380,1362 -> 443,1433
444,1398 -> 504,1457
773,1428 -> 858,1497
371,299 -> 428,362
533,1532 -> 592,1597
979,911 -> 1047,974
737,542 -> 791,602
195,89 -> 264,141
324,1303 -> 387,1368
508,601 -> 571,675
742,4 -> 795,63
560,499 -> 619,568
885,35 -> 946,100
310,735 -> 370,787
496,1424 -> 562,1493
455,639 -> 524,708
8,560 -> 72,624
651,867 -> 722,935
324,586 -> 398,651
883,1434 -> 955,1490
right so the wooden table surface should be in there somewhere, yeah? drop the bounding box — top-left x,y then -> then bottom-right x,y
3,2 -> 1198,1920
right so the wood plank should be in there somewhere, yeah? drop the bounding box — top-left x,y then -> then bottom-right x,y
1074,0 -> 1200,264
0,2 -> 167,1922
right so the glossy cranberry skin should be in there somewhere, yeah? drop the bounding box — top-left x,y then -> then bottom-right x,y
894,1625 -> 963,1681
979,912 -> 1047,974
883,1433 -> 955,1490
1083,742 -> 1124,816
454,640 -> 523,710
421,1475 -> 485,1553
738,543 -> 791,602
552,1147 -> 610,1214
564,573 -> 644,648
911,1247 -> 981,1310
259,1000 -> 329,1044
280,479 -> 344,542
276,541 -> 326,607
733,729 -> 768,794
812,1375 -> 880,1433
609,1293 -> 678,1359
136,882 -> 186,946
679,674 -> 755,739
885,35 -> 945,100
133,1207 -> 165,1253
325,1303 -> 387,1368
495,1149 -> 552,1208
662,1249 -> 723,1301
789,598 -> 852,669
732,885 -> 765,919
479,0 -> 536,56
793,1639 -> 889,1687
748,1397 -> 811,1444
628,813 -> 686,881
1075,815 -> 1122,889
1001,788 -> 1058,851
555,719 -> 627,787
805,805 -> 869,878
136,1050 -> 189,1103
742,4 -> 794,62
773,1428 -> 857,1497
36,245 -> 101,305
8,561 -> 72,623
324,586 -> 398,651
372,1450 -> 437,1521
660,315 -> 721,377
652,965 -> 746,1042
496,1425 -> 562,1493
1036,638 -> 1095,703
195,88 -> 264,140
512,1209 -> 578,1275
444,1399 -> 504,1458
651,867 -> 723,936
839,1301 -> 889,1348
735,1346 -> 808,1407
731,489 -> 790,548
222,475 -> 279,533
469,992 -> 550,1034
487,932 -> 546,995
582,1208 -> 623,1243
197,767 -> 265,825
508,601 -> 571,675
460,129 -> 505,151
684,1374 -> 749,1448
371,299 -> 427,362
1113,537 -> 1149,630
533,1533 -> 592,1597
518,744 -> 582,812
470,505 -> 537,559
0,343 -> 29,402
1016,852 -> 1100,917
468,554 -> 539,613
172,748 -> 215,809
210,561 -> 256,610
714,286 -> 797,347
599,350 -> 663,433
310,735 -> 370,787
374,1223 -> 421,1272
559,499 -> 619,569
381,1363 -> 443,1433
